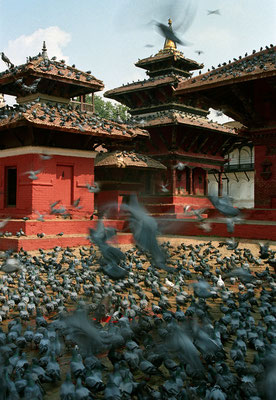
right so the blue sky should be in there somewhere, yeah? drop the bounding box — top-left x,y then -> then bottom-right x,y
0,0 -> 275,120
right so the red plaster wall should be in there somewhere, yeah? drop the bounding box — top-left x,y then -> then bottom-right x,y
254,144 -> 276,208
96,190 -> 138,218
0,153 -> 95,219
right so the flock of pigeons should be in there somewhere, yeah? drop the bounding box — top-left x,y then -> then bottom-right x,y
0,195 -> 275,399
0,7 -> 275,399
193,45 -> 276,84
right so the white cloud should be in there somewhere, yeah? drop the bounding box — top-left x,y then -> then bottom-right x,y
1,26 -> 71,70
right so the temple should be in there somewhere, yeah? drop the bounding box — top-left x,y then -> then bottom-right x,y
175,44 -> 276,212
105,20 -> 240,216
0,43 -> 163,250
0,31 -> 276,249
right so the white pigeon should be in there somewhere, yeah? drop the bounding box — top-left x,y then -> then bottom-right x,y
217,275 -> 225,289
160,183 -> 169,193
165,278 -> 175,288
23,169 -> 42,180
173,162 -> 187,171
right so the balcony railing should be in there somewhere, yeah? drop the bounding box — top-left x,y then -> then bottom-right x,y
70,101 -> 94,113
224,163 -> 254,172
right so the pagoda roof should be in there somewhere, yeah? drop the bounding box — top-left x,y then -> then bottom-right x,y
135,50 -> 203,71
105,74 -> 178,98
176,45 -> 276,94
95,150 -> 166,170
135,110 -> 238,135
0,54 -> 104,98
0,101 -> 148,140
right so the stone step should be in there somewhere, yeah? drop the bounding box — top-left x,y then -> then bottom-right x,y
0,232 -> 134,251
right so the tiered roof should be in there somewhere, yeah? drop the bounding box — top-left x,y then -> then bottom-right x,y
176,45 -> 276,94
0,44 -> 104,99
105,74 -> 178,96
95,150 -> 166,170
175,45 -> 276,128
0,101 -> 148,140
134,110 -> 238,135
0,43 -> 148,144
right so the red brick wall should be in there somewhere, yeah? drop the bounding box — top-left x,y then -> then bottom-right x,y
0,153 -> 94,218
254,144 -> 276,208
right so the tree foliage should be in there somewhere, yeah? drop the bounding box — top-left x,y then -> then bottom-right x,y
89,95 -> 130,122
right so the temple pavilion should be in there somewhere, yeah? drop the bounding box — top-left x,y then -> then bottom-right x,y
0,43 -> 164,250
176,45 -> 276,212
105,20 -> 240,217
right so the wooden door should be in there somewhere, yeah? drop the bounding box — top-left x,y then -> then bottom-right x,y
56,165 -> 73,206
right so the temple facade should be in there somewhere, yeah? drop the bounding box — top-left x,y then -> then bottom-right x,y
176,45 -> 276,211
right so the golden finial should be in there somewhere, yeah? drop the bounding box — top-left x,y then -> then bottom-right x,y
163,18 -> 177,52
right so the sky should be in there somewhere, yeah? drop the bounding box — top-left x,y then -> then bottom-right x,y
0,0 -> 275,122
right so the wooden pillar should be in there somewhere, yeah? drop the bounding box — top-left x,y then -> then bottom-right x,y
218,171 -> 223,196
172,167 -> 177,195
204,170 -> 208,195
80,95 -> 84,111
92,92 -> 95,113
189,168 -> 193,195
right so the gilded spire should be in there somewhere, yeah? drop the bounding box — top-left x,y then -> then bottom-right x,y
157,18 -> 181,56
163,18 -> 177,51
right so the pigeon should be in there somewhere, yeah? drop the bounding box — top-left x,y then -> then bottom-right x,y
86,182 -> 100,193
40,153 -> 52,160
35,211 -> 45,222
208,195 -> 240,217
1,258 -> 22,273
121,195 -> 174,272
174,162 -> 187,171
0,217 -> 11,231
207,9 -> 221,15
1,52 -> 14,68
16,78 -> 41,94
23,169 -> 42,180
89,220 -> 126,267
160,183 -> 169,193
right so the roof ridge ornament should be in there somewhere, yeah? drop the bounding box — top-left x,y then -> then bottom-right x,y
42,41 -> 49,61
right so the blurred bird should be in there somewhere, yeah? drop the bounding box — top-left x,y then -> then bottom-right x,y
195,50 -> 204,55
207,9 -> 221,15
0,217 -> 11,231
23,169 -> 42,180
1,258 -> 22,273
122,195 -> 174,272
35,211 -> 45,222
73,197 -> 82,209
153,19 -> 187,46
160,183 -> 169,193
89,220 -> 126,268
40,154 -> 52,160
86,182 -> 100,193
209,195 -> 240,217
173,162 -> 187,171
